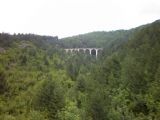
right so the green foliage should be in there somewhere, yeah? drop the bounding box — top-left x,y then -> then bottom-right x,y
34,78 -> 65,119
0,69 -> 8,95
60,30 -> 131,49
57,101 -> 81,120
0,20 -> 160,120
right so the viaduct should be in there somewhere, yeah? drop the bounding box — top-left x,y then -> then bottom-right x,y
64,48 -> 103,58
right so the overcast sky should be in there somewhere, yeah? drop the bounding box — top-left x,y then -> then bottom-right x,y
0,0 -> 159,38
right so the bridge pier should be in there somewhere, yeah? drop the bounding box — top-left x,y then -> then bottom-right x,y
95,49 -> 98,58
89,49 -> 92,55
70,49 -> 73,53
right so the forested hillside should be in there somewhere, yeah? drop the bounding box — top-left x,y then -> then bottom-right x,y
60,30 -> 131,49
0,20 -> 160,120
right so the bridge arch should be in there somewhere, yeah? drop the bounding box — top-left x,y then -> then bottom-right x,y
86,49 -> 90,54
79,49 -> 84,53
91,49 -> 96,56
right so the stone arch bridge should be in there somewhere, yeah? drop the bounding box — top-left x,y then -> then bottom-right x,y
64,48 -> 103,58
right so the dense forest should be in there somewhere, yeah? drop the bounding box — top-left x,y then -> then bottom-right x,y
0,20 -> 160,120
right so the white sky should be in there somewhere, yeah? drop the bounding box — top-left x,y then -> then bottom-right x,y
0,0 -> 160,38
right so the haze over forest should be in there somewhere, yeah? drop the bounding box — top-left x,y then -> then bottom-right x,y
0,0 -> 160,120
0,19 -> 160,119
